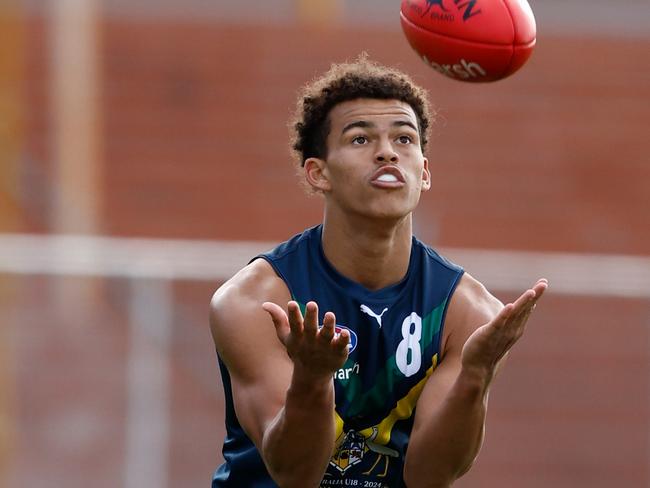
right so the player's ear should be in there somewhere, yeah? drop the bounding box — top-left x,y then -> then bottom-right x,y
421,157 -> 431,192
304,157 -> 331,192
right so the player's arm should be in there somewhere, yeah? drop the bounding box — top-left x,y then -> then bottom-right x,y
403,274 -> 547,488
210,258 -> 349,488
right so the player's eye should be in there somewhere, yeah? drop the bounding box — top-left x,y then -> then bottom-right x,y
397,135 -> 412,144
351,136 -> 368,145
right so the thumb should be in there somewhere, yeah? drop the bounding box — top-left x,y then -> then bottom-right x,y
262,302 -> 290,345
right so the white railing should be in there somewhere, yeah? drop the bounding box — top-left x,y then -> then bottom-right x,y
1,233 -> 649,297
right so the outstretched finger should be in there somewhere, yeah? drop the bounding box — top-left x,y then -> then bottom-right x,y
489,302 -> 515,331
501,287 -> 536,322
321,312 -> 349,354
496,280 -> 548,337
262,302 -> 291,345
513,279 -> 549,318
332,328 -> 350,356
531,279 -> 548,301
318,311 -> 336,344
512,288 -> 536,312
286,301 -> 305,339
303,301 -> 320,338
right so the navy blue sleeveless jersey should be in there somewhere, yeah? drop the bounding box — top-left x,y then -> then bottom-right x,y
213,225 -> 464,488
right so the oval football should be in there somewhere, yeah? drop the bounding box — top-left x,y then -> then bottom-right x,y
400,0 -> 536,82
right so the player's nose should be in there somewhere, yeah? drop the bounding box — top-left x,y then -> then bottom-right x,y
374,138 -> 399,164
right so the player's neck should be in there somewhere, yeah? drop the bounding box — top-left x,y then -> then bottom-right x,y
320,213 -> 413,291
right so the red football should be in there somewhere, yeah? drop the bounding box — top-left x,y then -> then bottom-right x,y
400,0 -> 536,82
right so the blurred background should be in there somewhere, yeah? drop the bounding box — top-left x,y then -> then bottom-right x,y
1,0 -> 649,486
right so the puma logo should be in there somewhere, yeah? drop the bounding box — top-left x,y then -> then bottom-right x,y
360,304 -> 389,328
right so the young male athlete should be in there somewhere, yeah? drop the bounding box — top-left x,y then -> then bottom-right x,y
209,57 -> 547,487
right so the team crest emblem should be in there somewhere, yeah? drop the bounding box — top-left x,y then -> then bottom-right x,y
328,428 -> 400,477
329,430 -> 366,474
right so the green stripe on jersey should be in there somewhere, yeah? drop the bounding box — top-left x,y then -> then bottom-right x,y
343,301 -> 447,418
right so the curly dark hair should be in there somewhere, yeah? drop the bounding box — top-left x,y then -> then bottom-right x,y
290,54 -> 433,169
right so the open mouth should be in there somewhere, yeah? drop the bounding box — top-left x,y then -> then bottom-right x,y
370,167 -> 405,188
376,173 -> 399,183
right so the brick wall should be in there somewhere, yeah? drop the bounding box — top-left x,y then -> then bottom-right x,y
20,19 -> 650,254
96,22 -> 650,255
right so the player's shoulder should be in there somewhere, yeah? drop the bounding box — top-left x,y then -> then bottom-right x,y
443,273 -> 503,352
210,258 -> 289,335
452,273 -> 502,315
415,236 -> 463,274
209,258 -> 291,380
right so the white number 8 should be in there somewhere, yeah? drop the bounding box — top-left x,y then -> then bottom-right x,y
396,312 -> 422,377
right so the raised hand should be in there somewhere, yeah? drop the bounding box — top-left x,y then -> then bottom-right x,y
262,300 -> 350,379
461,279 -> 548,381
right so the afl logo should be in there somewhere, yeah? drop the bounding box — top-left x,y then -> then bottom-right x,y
335,324 -> 357,353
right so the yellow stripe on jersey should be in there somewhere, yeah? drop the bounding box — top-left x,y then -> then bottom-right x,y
334,409 -> 344,440
360,354 -> 438,445
333,354 -> 438,448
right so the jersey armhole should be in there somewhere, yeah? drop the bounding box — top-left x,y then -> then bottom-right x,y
435,269 -> 465,363
250,255 -> 297,301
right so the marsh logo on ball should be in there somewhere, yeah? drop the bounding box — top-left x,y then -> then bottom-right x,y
423,56 -> 487,80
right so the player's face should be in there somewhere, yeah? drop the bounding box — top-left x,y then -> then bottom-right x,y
305,98 -> 431,221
